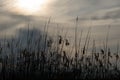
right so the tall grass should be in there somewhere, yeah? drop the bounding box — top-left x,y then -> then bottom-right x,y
0,18 -> 119,80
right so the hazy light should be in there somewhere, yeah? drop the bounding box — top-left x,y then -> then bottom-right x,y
14,0 -> 47,15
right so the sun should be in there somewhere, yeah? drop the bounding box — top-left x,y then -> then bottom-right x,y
15,0 -> 46,14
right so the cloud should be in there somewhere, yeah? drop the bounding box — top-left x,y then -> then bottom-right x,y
0,0 -> 119,50
79,7 -> 120,20
45,0 -> 120,19
0,0 -> 120,20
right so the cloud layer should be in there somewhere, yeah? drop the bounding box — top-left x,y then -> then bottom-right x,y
0,0 -> 120,51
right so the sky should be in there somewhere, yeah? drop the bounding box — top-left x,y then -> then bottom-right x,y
0,0 -> 120,51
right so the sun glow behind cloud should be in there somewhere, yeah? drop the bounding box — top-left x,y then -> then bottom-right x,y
12,0 -> 49,15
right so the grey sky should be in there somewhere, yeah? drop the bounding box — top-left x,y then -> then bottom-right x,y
0,0 -> 120,51
46,0 -> 120,19
0,0 -> 120,20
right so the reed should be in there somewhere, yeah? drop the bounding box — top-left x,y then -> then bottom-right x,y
0,18 -> 119,80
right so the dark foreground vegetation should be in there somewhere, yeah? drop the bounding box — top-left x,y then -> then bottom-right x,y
0,20 -> 120,80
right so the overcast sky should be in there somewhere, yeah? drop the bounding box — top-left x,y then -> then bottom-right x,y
0,0 -> 120,51
0,0 -> 120,19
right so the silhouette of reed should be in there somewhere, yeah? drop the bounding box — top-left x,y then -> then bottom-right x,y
0,18 -> 119,80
